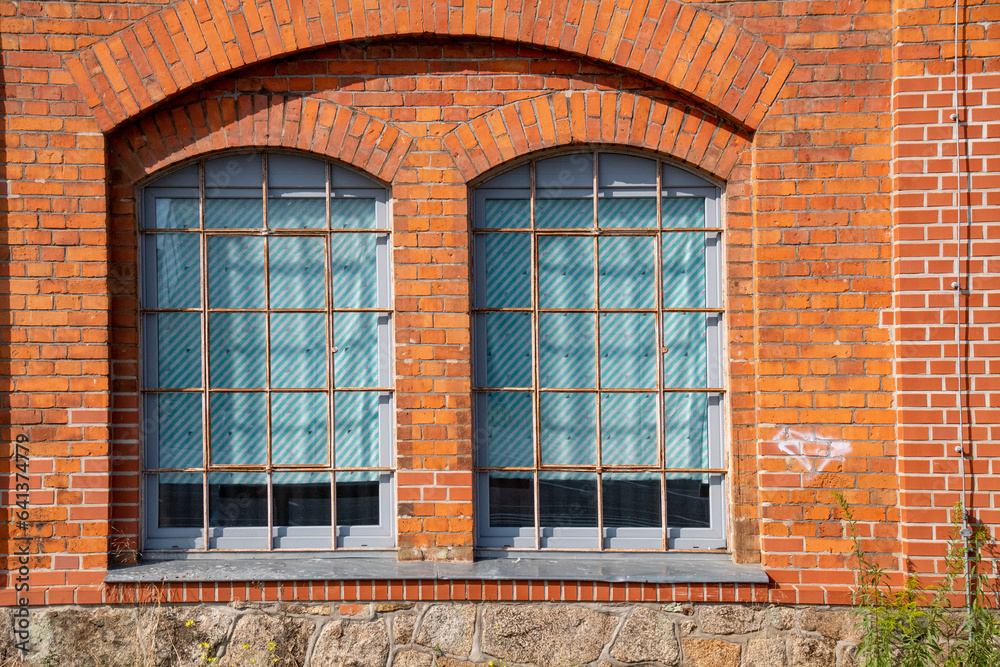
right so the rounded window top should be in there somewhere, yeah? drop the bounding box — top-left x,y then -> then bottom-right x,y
478,152 -> 717,191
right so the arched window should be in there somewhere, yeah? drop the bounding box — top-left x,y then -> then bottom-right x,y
472,152 -> 725,551
141,152 -> 393,551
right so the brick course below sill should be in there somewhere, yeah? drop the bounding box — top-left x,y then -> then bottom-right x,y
105,553 -> 769,584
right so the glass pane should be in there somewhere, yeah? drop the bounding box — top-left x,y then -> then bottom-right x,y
666,473 -> 711,528
535,199 -> 591,229
336,471 -> 380,526
598,154 -> 656,188
269,198 -> 325,229
205,198 -> 264,229
205,153 -> 263,190
153,198 -> 199,229
273,472 -> 331,527
662,197 -> 705,228
539,313 -> 595,389
598,198 -> 657,229
148,393 -> 203,469
482,312 -> 531,388
157,472 -> 202,528
487,472 -> 534,527
209,472 -> 267,527
209,392 -> 267,465
540,472 -> 597,527
663,312 -> 708,388
333,313 -> 381,387
484,199 -> 529,229
150,233 -> 200,308
661,233 -> 706,308
599,313 -> 656,389
540,392 -> 596,465
663,393 -> 709,469
538,236 -> 593,308
269,236 -> 326,309
601,393 -> 657,466
209,313 -> 266,388
330,198 -> 377,229
331,233 -> 378,308
268,154 -> 326,189
270,312 -> 327,389
271,392 -> 328,465
483,392 -> 533,467
151,313 -> 201,388
207,236 -> 266,308
484,233 -> 531,308
598,236 -> 655,309
536,154 -> 593,191
334,391 -> 381,468
603,473 -> 661,528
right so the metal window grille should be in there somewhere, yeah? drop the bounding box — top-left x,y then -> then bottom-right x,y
140,152 -> 394,552
472,152 -> 726,551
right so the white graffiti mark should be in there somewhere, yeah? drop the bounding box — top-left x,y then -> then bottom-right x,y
766,427 -> 853,474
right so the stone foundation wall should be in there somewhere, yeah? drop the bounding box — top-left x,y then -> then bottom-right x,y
2,602 -> 860,666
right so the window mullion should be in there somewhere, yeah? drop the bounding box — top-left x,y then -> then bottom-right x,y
656,159 -> 667,551
592,151 -> 604,552
530,161 -> 541,551
326,162 -> 338,550
199,160 -> 211,552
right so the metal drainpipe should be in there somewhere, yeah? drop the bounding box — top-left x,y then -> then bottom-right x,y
949,0 -> 973,615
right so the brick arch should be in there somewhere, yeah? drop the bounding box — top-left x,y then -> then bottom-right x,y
68,0 -> 794,134
443,90 -> 750,182
109,93 -> 413,185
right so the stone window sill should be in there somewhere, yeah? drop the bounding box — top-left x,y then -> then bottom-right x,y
105,552 -> 768,584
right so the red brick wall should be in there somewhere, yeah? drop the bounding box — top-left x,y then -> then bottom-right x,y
1,0 -> 997,607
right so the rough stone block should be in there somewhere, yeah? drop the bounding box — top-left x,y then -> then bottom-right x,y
745,636 -> 786,667
394,613 -> 417,644
416,604 -> 477,656
313,619 -> 390,667
798,609 -> 860,642
682,638 -> 742,667
393,648 -> 434,667
481,604 -> 616,667
788,635 -> 837,667
609,607 -> 680,665
225,613 -> 314,666
699,604 -> 762,635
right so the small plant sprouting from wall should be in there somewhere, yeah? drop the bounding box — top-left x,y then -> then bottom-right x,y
835,493 -> 1000,667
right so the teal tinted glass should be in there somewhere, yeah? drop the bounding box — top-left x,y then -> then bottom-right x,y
209,312 -> 266,388
153,313 -> 202,388
270,312 -> 327,389
151,392 -> 203,469
538,236 -> 593,308
661,233 -> 706,308
535,199 -> 592,229
334,391 -> 381,468
483,312 -> 531,388
663,393 -> 709,469
663,312 -> 708,388
540,313 -> 595,389
540,392 -> 597,465
207,236 -> 266,308
598,236 -> 655,309
331,234 -> 379,308
601,392 -> 657,465
209,393 -> 267,465
599,313 -> 656,389
333,313 -> 381,387
271,392 -> 327,465
205,198 -> 264,229
598,197 -> 656,228
152,233 -> 200,308
330,198 -> 377,229
484,391 -> 534,467
269,198 -> 325,229
484,199 -> 530,229
484,233 -> 531,308
662,197 -> 705,228
154,198 -> 199,229
269,236 -> 326,309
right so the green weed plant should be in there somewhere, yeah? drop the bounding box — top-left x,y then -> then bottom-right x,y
836,494 -> 1000,667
